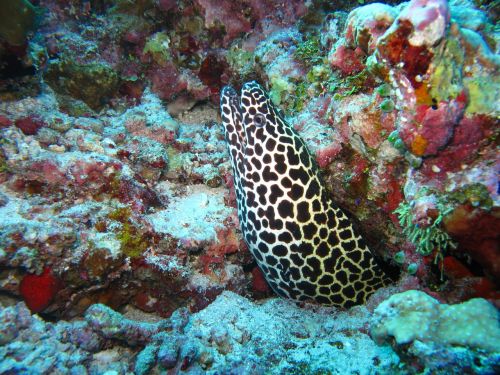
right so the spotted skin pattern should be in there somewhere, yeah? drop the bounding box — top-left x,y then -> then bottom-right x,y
221,81 -> 390,307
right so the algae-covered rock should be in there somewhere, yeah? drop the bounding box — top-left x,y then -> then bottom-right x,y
464,76 -> 500,116
44,59 -> 120,111
0,0 -> 38,46
371,290 -> 500,372
372,290 -> 500,352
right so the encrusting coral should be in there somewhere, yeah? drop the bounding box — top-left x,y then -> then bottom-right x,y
0,0 -> 498,372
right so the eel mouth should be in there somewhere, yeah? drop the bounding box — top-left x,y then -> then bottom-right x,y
221,85 -> 246,148
221,85 -> 240,111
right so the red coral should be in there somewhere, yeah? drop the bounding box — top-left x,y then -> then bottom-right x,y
19,268 -> 61,313
377,20 -> 433,87
398,92 -> 466,157
119,80 -> 146,102
385,175 -> 404,218
15,116 -> 45,135
442,256 -> 473,279
376,0 -> 449,87
158,0 -> 177,12
418,113 -> 495,177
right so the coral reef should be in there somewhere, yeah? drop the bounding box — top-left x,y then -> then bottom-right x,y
0,292 -> 400,374
2,290 -> 498,373
0,0 -> 498,372
0,87 -> 248,318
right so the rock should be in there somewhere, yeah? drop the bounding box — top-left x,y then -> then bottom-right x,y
371,290 -> 500,372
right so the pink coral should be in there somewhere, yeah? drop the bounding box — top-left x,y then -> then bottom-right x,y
124,115 -> 178,144
330,3 -> 397,75
329,45 -> 366,76
315,144 -> 343,169
196,0 -> 307,47
148,63 -> 187,101
345,3 -> 397,54
29,160 -> 67,185
207,227 -> 239,257
398,0 -> 450,46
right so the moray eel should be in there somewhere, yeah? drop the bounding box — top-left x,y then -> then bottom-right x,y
220,81 -> 390,307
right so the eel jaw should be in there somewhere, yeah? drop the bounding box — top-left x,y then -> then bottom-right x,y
221,85 -> 246,148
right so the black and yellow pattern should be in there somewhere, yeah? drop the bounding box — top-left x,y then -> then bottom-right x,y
221,81 -> 390,307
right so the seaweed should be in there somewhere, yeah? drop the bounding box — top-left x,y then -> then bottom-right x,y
294,37 -> 323,66
394,200 -> 457,267
330,68 -> 369,99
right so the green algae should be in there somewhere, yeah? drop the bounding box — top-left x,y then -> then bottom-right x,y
393,139 -> 406,152
269,76 -> 291,106
394,251 -> 405,265
117,222 -> 148,259
387,130 -> 399,144
379,98 -> 395,112
429,37 -> 464,103
109,0 -> 156,16
226,45 -> 254,78
0,150 -> 9,173
464,76 -> 500,115
290,81 -> 308,113
407,262 -> 418,275
448,183 -> 493,210
143,32 -> 173,66
294,37 -> 322,66
394,200 -> 456,257
375,83 -> 392,97
108,207 -> 149,259
329,69 -> 369,99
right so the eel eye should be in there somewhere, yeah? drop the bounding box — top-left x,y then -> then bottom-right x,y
254,113 -> 266,128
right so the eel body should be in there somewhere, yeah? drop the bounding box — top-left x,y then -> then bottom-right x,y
220,81 -> 390,307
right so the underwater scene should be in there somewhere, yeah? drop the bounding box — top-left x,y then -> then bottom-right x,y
0,0 -> 499,373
